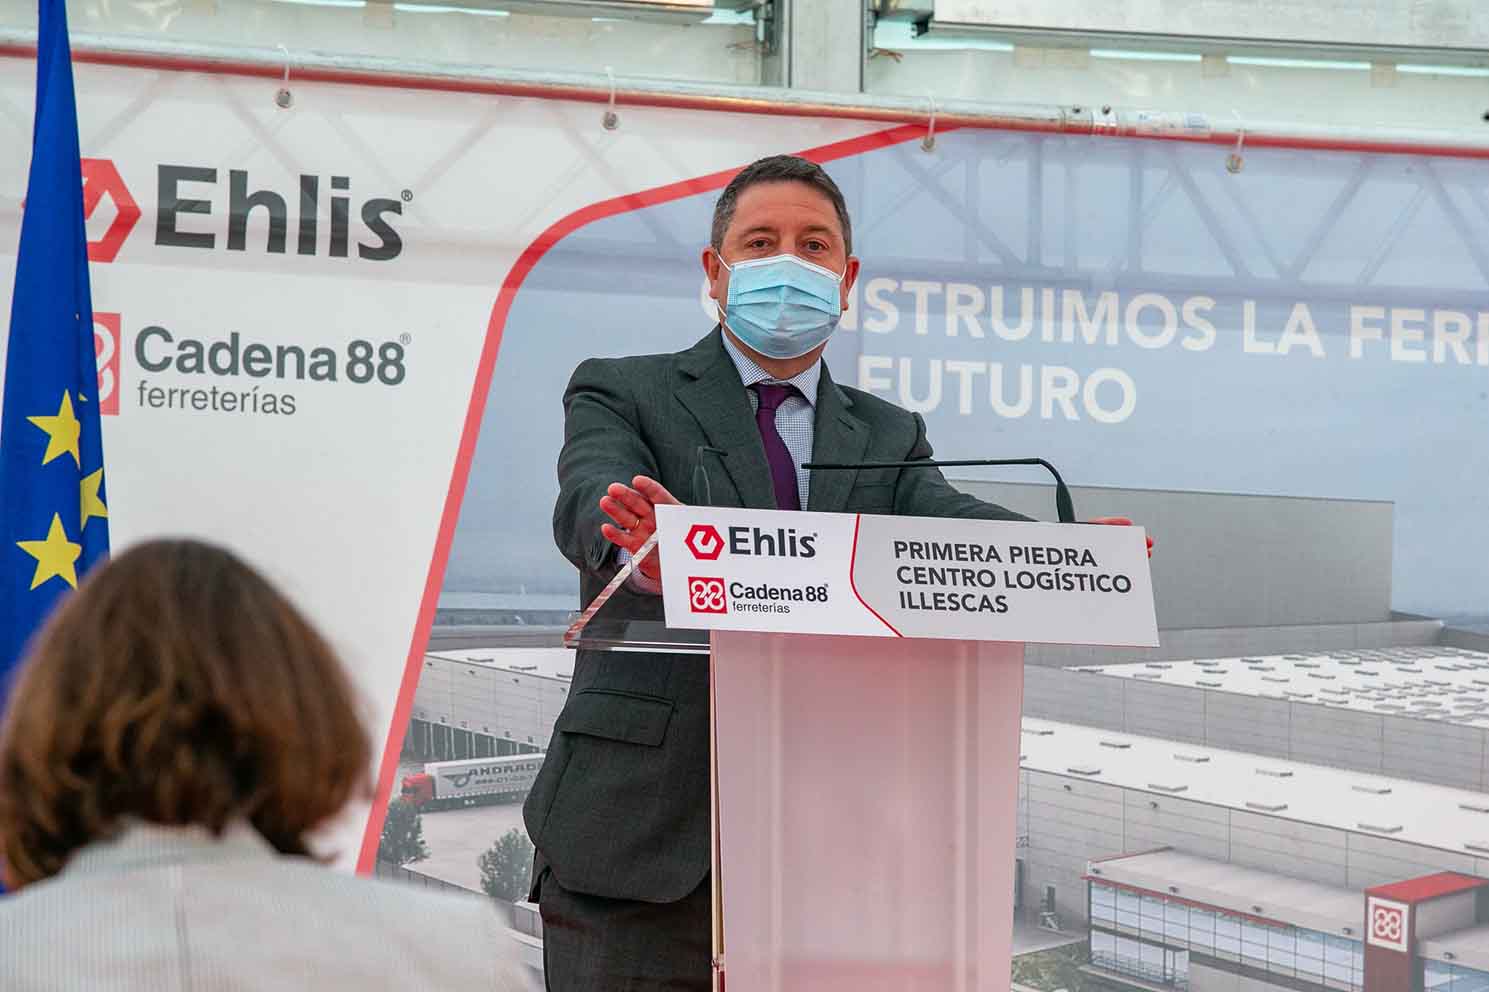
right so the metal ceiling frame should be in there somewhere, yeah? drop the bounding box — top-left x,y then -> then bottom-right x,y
4,28 -> 1489,303
4,29 -> 1489,161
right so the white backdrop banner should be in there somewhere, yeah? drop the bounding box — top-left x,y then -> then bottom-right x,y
0,53 -> 881,868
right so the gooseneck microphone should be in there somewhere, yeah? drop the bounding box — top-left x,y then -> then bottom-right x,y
801,457 -> 1078,524
692,445 -> 729,506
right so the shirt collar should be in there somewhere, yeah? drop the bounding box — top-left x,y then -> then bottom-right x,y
720,330 -> 821,406
60,820 -> 274,878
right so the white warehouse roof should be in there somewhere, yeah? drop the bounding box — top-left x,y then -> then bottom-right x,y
1020,717 -> 1489,858
1088,848 -> 1363,936
424,648 -> 574,682
1072,647 -> 1489,727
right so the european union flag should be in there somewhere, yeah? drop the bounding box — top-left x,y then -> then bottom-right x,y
0,0 -> 109,683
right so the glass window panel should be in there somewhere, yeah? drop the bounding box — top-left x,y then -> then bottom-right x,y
1297,929 -> 1325,978
1170,948 -> 1190,984
1091,928 -> 1116,967
1425,961 -> 1453,991
1092,883 -> 1116,907
1214,913 -> 1241,960
1117,889 -> 1141,930
1268,925 -> 1297,973
865,10 -> 1489,134
1189,909 -> 1216,954
1116,934 -> 1145,971
1324,954 -> 1354,985
1452,965 -> 1489,992
1241,920 -> 1270,967
1164,900 -> 1189,943
1325,935 -> 1357,964
8,1 -> 767,88
1140,940 -> 1165,982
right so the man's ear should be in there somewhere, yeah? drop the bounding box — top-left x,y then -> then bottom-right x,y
840,256 -> 862,309
702,246 -> 727,304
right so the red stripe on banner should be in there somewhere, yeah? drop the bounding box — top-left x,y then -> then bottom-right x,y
847,514 -> 901,638
356,122 -> 937,873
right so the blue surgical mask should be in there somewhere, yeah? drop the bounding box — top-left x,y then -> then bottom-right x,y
717,253 -> 845,360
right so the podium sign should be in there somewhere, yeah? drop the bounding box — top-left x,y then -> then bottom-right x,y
655,505 -> 1158,647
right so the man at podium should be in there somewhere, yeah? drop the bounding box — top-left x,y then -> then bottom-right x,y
524,154 -> 1137,991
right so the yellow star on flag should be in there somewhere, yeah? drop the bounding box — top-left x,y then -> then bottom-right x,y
26,390 -> 81,468
81,468 -> 108,528
17,513 -> 82,591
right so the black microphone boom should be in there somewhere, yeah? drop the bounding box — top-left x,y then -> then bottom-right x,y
692,445 -> 729,506
801,457 -> 1077,524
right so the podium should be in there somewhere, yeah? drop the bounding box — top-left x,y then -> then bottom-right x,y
569,506 -> 1157,992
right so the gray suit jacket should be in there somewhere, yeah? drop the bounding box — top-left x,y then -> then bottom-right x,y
523,328 -> 1029,905
0,822 -> 532,991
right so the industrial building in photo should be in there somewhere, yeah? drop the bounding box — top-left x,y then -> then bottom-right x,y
1016,708 -> 1489,991
403,648 -> 572,762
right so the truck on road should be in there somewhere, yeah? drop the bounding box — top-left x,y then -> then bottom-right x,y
399,752 -> 545,811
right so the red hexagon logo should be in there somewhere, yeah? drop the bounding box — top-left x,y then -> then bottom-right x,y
685,524 -> 725,560
81,158 -> 140,263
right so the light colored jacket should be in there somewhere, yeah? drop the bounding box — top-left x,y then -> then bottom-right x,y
0,821 -> 533,991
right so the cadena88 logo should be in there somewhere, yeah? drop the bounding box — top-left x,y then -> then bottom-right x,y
688,577 -> 728,615
1367,896 -> 1408,952
93,313 -> 121,415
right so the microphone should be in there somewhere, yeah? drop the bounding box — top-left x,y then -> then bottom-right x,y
692,445 -> 729,506
801,457 -> 1077,524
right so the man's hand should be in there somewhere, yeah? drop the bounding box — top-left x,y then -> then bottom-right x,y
599,475 -> 682,580
1087,516 -> 1155,558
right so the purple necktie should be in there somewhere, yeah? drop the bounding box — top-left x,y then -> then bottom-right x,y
750,383 -> 801,511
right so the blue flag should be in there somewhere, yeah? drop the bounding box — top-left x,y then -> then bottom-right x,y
0,0 -> 109,682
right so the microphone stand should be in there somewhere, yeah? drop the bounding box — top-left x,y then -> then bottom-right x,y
802,457 -> 1077,524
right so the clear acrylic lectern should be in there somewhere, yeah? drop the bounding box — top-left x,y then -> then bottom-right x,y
566,592 -> 1026,992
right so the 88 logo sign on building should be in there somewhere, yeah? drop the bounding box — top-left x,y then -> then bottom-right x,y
1366,896 -> 1409,953
689,577 -> 728,615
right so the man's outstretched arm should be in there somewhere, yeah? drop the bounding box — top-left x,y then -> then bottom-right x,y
552,359 -> 681,585
552,359 -> 660,578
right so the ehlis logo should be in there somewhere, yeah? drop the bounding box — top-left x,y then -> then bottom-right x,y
79,158 -> 408,262
683,523 -> 818,560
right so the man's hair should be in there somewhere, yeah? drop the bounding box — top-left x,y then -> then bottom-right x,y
0,539 -> 371,886
710,154 -> 853,254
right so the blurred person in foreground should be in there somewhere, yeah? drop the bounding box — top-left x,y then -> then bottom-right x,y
0,539 -> 530,991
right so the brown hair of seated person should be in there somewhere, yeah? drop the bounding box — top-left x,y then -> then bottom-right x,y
0,538 -> 371,888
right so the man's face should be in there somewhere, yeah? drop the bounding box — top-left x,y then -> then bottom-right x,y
702,180 -> 861,316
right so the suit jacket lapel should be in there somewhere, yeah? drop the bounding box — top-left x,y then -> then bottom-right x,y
674,329 -> 777,510
807,364 -> 870,514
